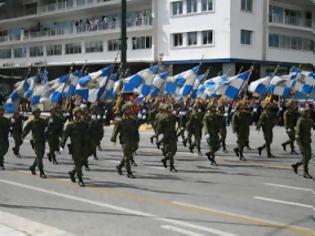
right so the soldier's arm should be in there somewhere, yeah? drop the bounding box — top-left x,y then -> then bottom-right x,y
283,111 -> 288,128
110,121 -> 120,143
21,120 -> 32,139
60,123 -> 71,148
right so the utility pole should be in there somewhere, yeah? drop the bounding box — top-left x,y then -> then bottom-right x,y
121,0 -> 127,71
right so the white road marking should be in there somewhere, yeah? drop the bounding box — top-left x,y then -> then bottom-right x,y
0,210 -> 74,236
0,179 -> 237,236
254,196 -> 314,209
264,183 -> 314,193
161,225 -> 205,236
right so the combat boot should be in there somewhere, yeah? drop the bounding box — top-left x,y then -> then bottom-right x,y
12,147 -> 21,158
93,154 -> 99,160
39,171 -> 47,179
281,143 -> 286,152
290,149 -> 298,155
30,166 -> 36,175
257,147 -> 262,156
291,162 -> 301,174
150,136 -> 154,144
127,171 -> 136,178
267,153 -> 276,158
47,153 -> 52,162
84,164 -> 90,171
189,145 -> 194,153
303,167 -> 313,179
78,176 -> 85,187
116,165 -> 123,175
161,158 -> 167,168
239,151 -> 246,161
68,171 -> 76,183
170,164 -> 178,172
0,163 -> 5,170
130,159 -> 137,166
183,139 -> 187,147
234,148 -> 239,157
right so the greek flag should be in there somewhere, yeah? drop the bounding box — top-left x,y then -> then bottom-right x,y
293,71 -> 315,95
103,73 -> 119,100
191,74 -> 206,99
248,76 -> 272,97
178,66 -> 200,97
5,78 -> 32,112
47,71 -> 81,103
165,66 -> 200,95
216,71 -> 251,99
76,65 -> 113,102
151,71 -> 169,97
122,65 -> 159,93
203,75 -> 229,98
24,69 -> 49,100
267,75 -> 296,97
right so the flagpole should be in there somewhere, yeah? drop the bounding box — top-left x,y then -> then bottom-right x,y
238,65 -> 254,99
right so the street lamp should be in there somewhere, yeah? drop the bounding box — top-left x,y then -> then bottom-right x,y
120,0 -> 127,71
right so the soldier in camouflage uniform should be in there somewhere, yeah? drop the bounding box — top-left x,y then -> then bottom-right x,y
159,104 -> 178,172
111,102 -> 143,178
22,108 -> 48,178
203,102 -> 221,165
0,106 -> 10,170
10,110 -> 27,158
46,107 -> 64,165
291,107 -> 314,179
186,100 -> 204,156
232,102 -> 250,161
217,100 -> 228,152
282,101 -> 298,154
60,107 -> 87,187
148,99 -> 160,145
257,103 -> 277,158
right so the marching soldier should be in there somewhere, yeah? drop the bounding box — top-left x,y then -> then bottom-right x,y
60,107 -> 87,187
159,104 -> 178,172
46,107 -> 64,165
111,102 -> 142,178
217,100 -> 228,152
291,107 -> 314,179
10,110 -> 27,158
204,102 -> 221,165
232,102 -> 250,161
0,106 -> 10,170
22,108 -> 48,178
257,103 -> 277,158
282,101 -> 298,154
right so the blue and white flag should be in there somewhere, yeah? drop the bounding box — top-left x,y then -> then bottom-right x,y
76,65 -> 113,102
165,66 -> 200,95
267,75 -> 296,97
5,78 -> 32,112
203,75 -> 229,98
122,65 -> 159,93
103,73 -> 119,100
293,71 -> 315,95
248,76 -> 272,97
178,66 -> 200,97
24,69 -> 49,100
151,71 -> 169,97
191,74 -> 206,99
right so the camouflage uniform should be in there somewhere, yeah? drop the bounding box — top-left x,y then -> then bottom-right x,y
186,105 -> 204,155
60,107 -> 88,186
217,103 -> 227,152
22,108 -> 48,178
10,111 -> 27,158
291,108 -> 314,179
282,102 -> 298,154
0,106 -> 10,170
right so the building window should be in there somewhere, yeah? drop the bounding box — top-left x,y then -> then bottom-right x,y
305,12 -> 312,27
269,34 -> 279,48
30,46 -> 43,57
187,0 -> 197,14
108,39 -> 121,51
241,0 -> 253,12
241,30 -> 252,45
269,6 -> 284,23
13,47 -> 27,58
85,41 -> 103,53
172,1 -> 183,16
132,36 -> 152,50
285,9 -> 302,26
65,43 -> 81,54
0,49 -> 11,59
187,31 -> 198,46
201,0 -> 213,11
46,44 -> 62,56
202,30 -> 213,45
173,33 -> 183,47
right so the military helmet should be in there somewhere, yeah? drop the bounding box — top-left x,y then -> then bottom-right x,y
207,102 -> 216,111
73,107 -> 82,115
121,102 -> 134,113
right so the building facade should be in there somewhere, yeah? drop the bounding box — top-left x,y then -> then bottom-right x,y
0,0 -> 314,91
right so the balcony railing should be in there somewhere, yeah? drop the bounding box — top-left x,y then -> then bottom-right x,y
0,0 -> 112,21
269,15 -> 313,28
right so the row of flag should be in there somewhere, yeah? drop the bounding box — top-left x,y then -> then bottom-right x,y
5,63 -> 315,112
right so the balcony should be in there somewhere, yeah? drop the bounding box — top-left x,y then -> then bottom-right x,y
269,15 -> 313,30
0,0 -> 115,21
0,10 -> 153,45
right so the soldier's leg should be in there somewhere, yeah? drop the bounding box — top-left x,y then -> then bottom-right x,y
73,153 -> 85,186
13,135 -> 23,157
0,142 -> 9,169
34,142 -> 46,178
195,131 -> 202,155
123,143 -> 135,178
220,129 -> 227,151
167,141 -> 177,172
301,144 -> 312,178
289,130 -> 297,154
292,142 -> 304,174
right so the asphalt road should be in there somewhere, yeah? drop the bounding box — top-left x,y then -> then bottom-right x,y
0,126 -> 314,236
